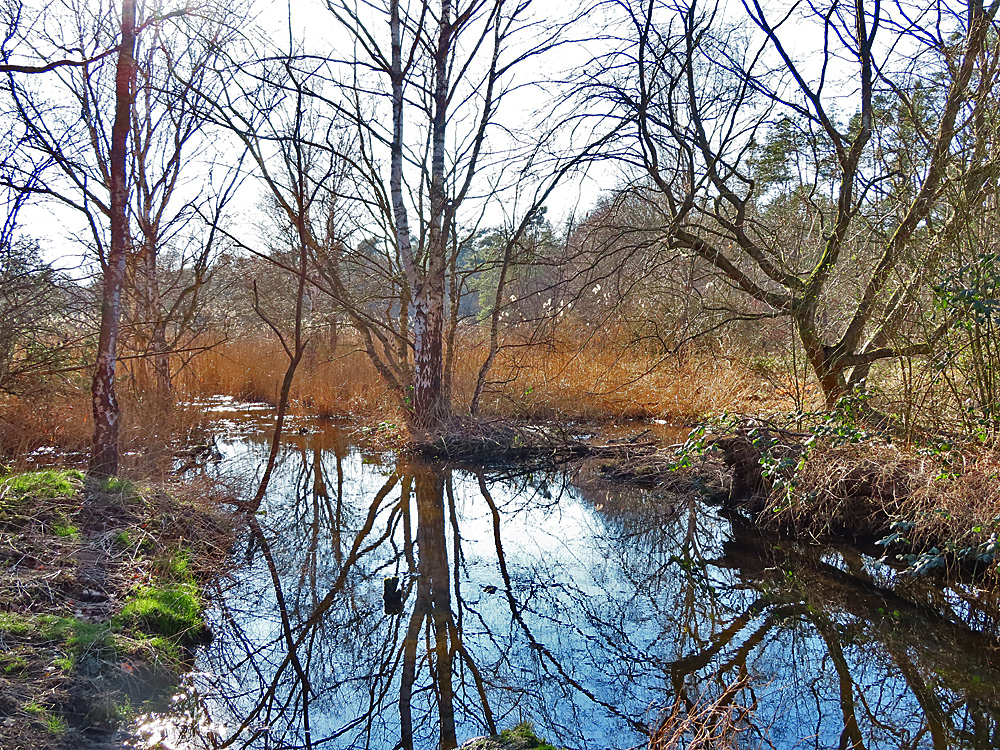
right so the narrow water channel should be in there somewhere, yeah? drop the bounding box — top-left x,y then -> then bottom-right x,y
137,424 -> 1000,749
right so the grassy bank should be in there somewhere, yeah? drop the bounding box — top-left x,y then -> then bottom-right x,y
0,468 -> 233,750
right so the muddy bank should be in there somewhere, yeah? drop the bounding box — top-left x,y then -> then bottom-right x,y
0,469 -> 233,750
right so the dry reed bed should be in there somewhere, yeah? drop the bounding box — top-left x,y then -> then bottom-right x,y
0,387 -> 227,472
1,327 -> 772,460
179,331 -> 766,423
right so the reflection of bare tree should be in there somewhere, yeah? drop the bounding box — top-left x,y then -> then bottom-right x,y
475,471 -> 648,737
401,465 -> 501,749
181,439 -> 1000,750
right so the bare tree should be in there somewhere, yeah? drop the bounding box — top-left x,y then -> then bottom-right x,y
89,0 -> 137,476
586,0 -> 1000,407
127,13 -> 244,402
3,0 -> 242,473
319,0 -> 580,430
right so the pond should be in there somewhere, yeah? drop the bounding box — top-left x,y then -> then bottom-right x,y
135,423 -> 1000,749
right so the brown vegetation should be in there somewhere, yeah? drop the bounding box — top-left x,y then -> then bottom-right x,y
0,382 -> 225,474
766,440 -> 1000,573
649,668 -> 764,750
177,329 -> 769,425
597,418 -> 1000,584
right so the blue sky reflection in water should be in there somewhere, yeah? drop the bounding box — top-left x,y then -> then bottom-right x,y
145,427 -> 1000,749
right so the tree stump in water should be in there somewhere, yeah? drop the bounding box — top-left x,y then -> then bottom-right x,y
715,434 -> 767,500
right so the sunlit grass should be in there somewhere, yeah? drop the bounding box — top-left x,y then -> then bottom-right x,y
179,326 -> 769,425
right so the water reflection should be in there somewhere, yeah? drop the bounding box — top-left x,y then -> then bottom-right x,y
142,428 -> 1000,749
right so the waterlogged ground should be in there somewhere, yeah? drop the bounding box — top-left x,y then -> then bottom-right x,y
135,423 -> 1000,749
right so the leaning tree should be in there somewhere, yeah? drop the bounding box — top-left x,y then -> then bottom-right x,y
587,0 -> 1000,407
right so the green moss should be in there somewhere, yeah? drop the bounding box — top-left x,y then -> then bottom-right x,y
100,477 -> 134,495
498,722 -> 560,750
116,582 -> 207,644
0,612 -> 32,636
113,632 -> 182,663
0,651 -> 29,674
2,613 -> 113,664
36,615 -> 110,651
3,470 -> 83,501
53,523 -> 79,538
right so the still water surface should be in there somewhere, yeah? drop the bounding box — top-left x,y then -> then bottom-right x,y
139,423 -> 1000,749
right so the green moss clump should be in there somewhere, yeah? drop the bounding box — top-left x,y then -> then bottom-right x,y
100,477 -> 136,496
0,612 -> 33,636
498,722 -> 560,750
0,651 -> 29,674
37,615 -> 110,650
163,549 -> 193,581
3,470 -> 83,501
0,471 -> 84,532
116,583 -> 208,644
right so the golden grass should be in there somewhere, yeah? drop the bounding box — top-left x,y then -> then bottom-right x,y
0,386 -> 93,459
176,336 -> 398,421
0,380 -> 228,473
0,324 -> 776,461
176,327 -> 772,425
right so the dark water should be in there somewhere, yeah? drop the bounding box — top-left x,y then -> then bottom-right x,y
134,424 -> 1000,750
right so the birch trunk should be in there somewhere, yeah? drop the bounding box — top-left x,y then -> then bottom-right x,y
90,0 -> 136,477
390,0 -> 452,430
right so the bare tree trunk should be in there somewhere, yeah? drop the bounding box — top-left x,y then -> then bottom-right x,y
414,0 -> 452,428
137,234 -> 172,401
390,0 -> 451,431
90,0 -> 136,478
471,235 -> 515,416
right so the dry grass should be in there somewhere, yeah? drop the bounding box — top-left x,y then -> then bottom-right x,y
765,438 -> 1000,578
0,324 -> 773,462
176,336 -> 399,420
176,327 -> 771,425
0,381 -> 229,472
